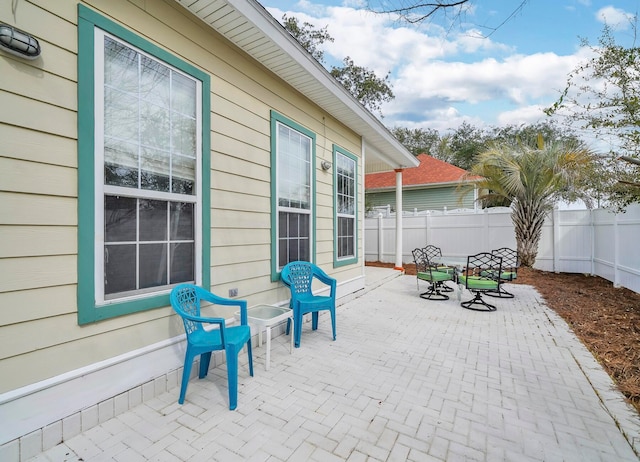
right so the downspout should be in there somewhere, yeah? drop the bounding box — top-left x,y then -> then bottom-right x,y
394,169 -> 404,270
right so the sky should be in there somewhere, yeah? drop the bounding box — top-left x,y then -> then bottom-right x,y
261,0 -> 640,147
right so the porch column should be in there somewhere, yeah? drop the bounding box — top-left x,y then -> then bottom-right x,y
394,169 -> 403,270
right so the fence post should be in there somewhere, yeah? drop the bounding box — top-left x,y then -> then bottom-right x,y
590,209 -> 595,276
614,211 -> 620,288
377,213 -> 383,262
552,207 -> 560,272
483,208 -> 489,251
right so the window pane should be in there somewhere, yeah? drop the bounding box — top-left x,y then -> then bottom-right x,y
140,55 -> 170,108
170,202 -> 194,240
104,87 -> 138,142
105,139 -> 138,187
172,72 -> 196,118
279,211 -> 310,266
140,146 -> 170,192
172,113 -> 196,157
104,37 -> 138,93
105,196 -> 136,242
105,244 -> 136,294
170,243 -> 194,283
140,100 -> 170,149
172,154 -> 195,195
139,199 -> 167,241
338,217 -> 355,258
140,243 -> 167,288
277,123 -> 311,210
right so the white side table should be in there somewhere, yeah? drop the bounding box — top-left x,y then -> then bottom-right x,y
237,305 -> 293,370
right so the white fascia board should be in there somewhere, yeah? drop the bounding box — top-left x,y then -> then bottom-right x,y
176,0 -> 418,169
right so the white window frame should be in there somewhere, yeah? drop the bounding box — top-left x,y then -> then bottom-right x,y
270,111 -> 316,279
334,146 -> 358,266
93,29 -> 202,305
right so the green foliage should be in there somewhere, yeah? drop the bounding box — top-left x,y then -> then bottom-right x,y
447,122 -> 490,170
390,127 -> 440,156
330,57 -> 394,115
282,15 -> 334,64
467,138 -> 597,266
282,15 -> 394,116
545,24 -> 640,210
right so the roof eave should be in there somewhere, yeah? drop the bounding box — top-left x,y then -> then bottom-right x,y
366,179 -> 479,191
174,0 -> 418,169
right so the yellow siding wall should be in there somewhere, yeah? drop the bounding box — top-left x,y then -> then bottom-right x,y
0,0 -> 363,393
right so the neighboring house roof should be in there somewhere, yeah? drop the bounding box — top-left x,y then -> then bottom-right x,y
174,0 -> 419,170
365,154 -> 476,190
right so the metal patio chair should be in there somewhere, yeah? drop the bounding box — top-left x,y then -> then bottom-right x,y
458,252 -> 503,311
423,244 -> 455,292
412,248 -> 455,300
485,247 -> 520,299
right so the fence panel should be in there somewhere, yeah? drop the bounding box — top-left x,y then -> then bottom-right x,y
364,205 -> 640,293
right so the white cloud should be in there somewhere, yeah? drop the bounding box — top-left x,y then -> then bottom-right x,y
266,2 -> 601,134
595,6 -> 635,30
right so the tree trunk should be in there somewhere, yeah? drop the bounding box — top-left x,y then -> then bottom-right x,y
511,200 -> 547,267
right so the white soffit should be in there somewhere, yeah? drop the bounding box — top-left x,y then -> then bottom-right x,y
174,0 -> 418,169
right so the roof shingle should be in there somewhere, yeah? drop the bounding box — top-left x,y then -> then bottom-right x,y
365,154 -> 473,190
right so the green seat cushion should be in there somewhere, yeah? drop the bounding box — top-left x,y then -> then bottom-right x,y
459,275 -> 498,290
418,271 -> 453,282
481,270 -> 516,281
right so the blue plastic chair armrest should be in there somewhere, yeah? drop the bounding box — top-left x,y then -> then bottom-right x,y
314,267 -> 338,296
198,291 -> 249,325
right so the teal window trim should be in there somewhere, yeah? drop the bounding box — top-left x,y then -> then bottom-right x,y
333,145 -> 358,267
77,5 -> 210,324
269,110 -> 316,281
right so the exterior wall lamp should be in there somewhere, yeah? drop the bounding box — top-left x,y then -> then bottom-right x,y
0,23 -> 41,60
321,160 -> 332,171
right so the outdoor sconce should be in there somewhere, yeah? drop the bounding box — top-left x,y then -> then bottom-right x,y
321,160 -> 332,171
0,23 -> 41,60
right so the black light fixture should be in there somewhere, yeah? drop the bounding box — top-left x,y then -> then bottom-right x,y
0,23 -> 41,60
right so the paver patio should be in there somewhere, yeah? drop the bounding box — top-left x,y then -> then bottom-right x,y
22,268 -> 640,461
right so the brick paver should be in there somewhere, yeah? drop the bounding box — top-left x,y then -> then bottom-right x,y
25,272 -> 640,461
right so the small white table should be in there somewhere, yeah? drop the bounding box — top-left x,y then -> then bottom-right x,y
238,305 -> 293,370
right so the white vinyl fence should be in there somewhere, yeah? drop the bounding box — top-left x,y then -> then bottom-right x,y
365,204 -> 640,294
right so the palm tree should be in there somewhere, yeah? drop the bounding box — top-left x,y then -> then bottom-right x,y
468,136 -> 596,267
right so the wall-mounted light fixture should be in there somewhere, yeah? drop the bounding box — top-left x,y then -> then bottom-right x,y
321,160 -> 332,171
0,23 -> 41,60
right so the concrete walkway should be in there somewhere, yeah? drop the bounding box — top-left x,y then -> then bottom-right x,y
27,269 -> 640,461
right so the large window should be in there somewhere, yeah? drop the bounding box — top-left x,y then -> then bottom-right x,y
270,111 -> 316,280
334,146 -> 357,266
77,5 -> 210,323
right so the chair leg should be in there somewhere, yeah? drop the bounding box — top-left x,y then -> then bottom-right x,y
199,352 -> 211,378
484,284 -> 514,298
419,282 -> 449,301
461,291 -> 497,311
246,340 -> 254,377
441,282 -> 455,292
312,312 -> 319,330
225,344 -> 239,411
330,308 -> 336,341
178,351 -> 195,405
294,312 -> 303,348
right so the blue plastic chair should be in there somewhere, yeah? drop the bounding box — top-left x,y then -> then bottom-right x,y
170,284 -> 253,410
281,261 -> 337,348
